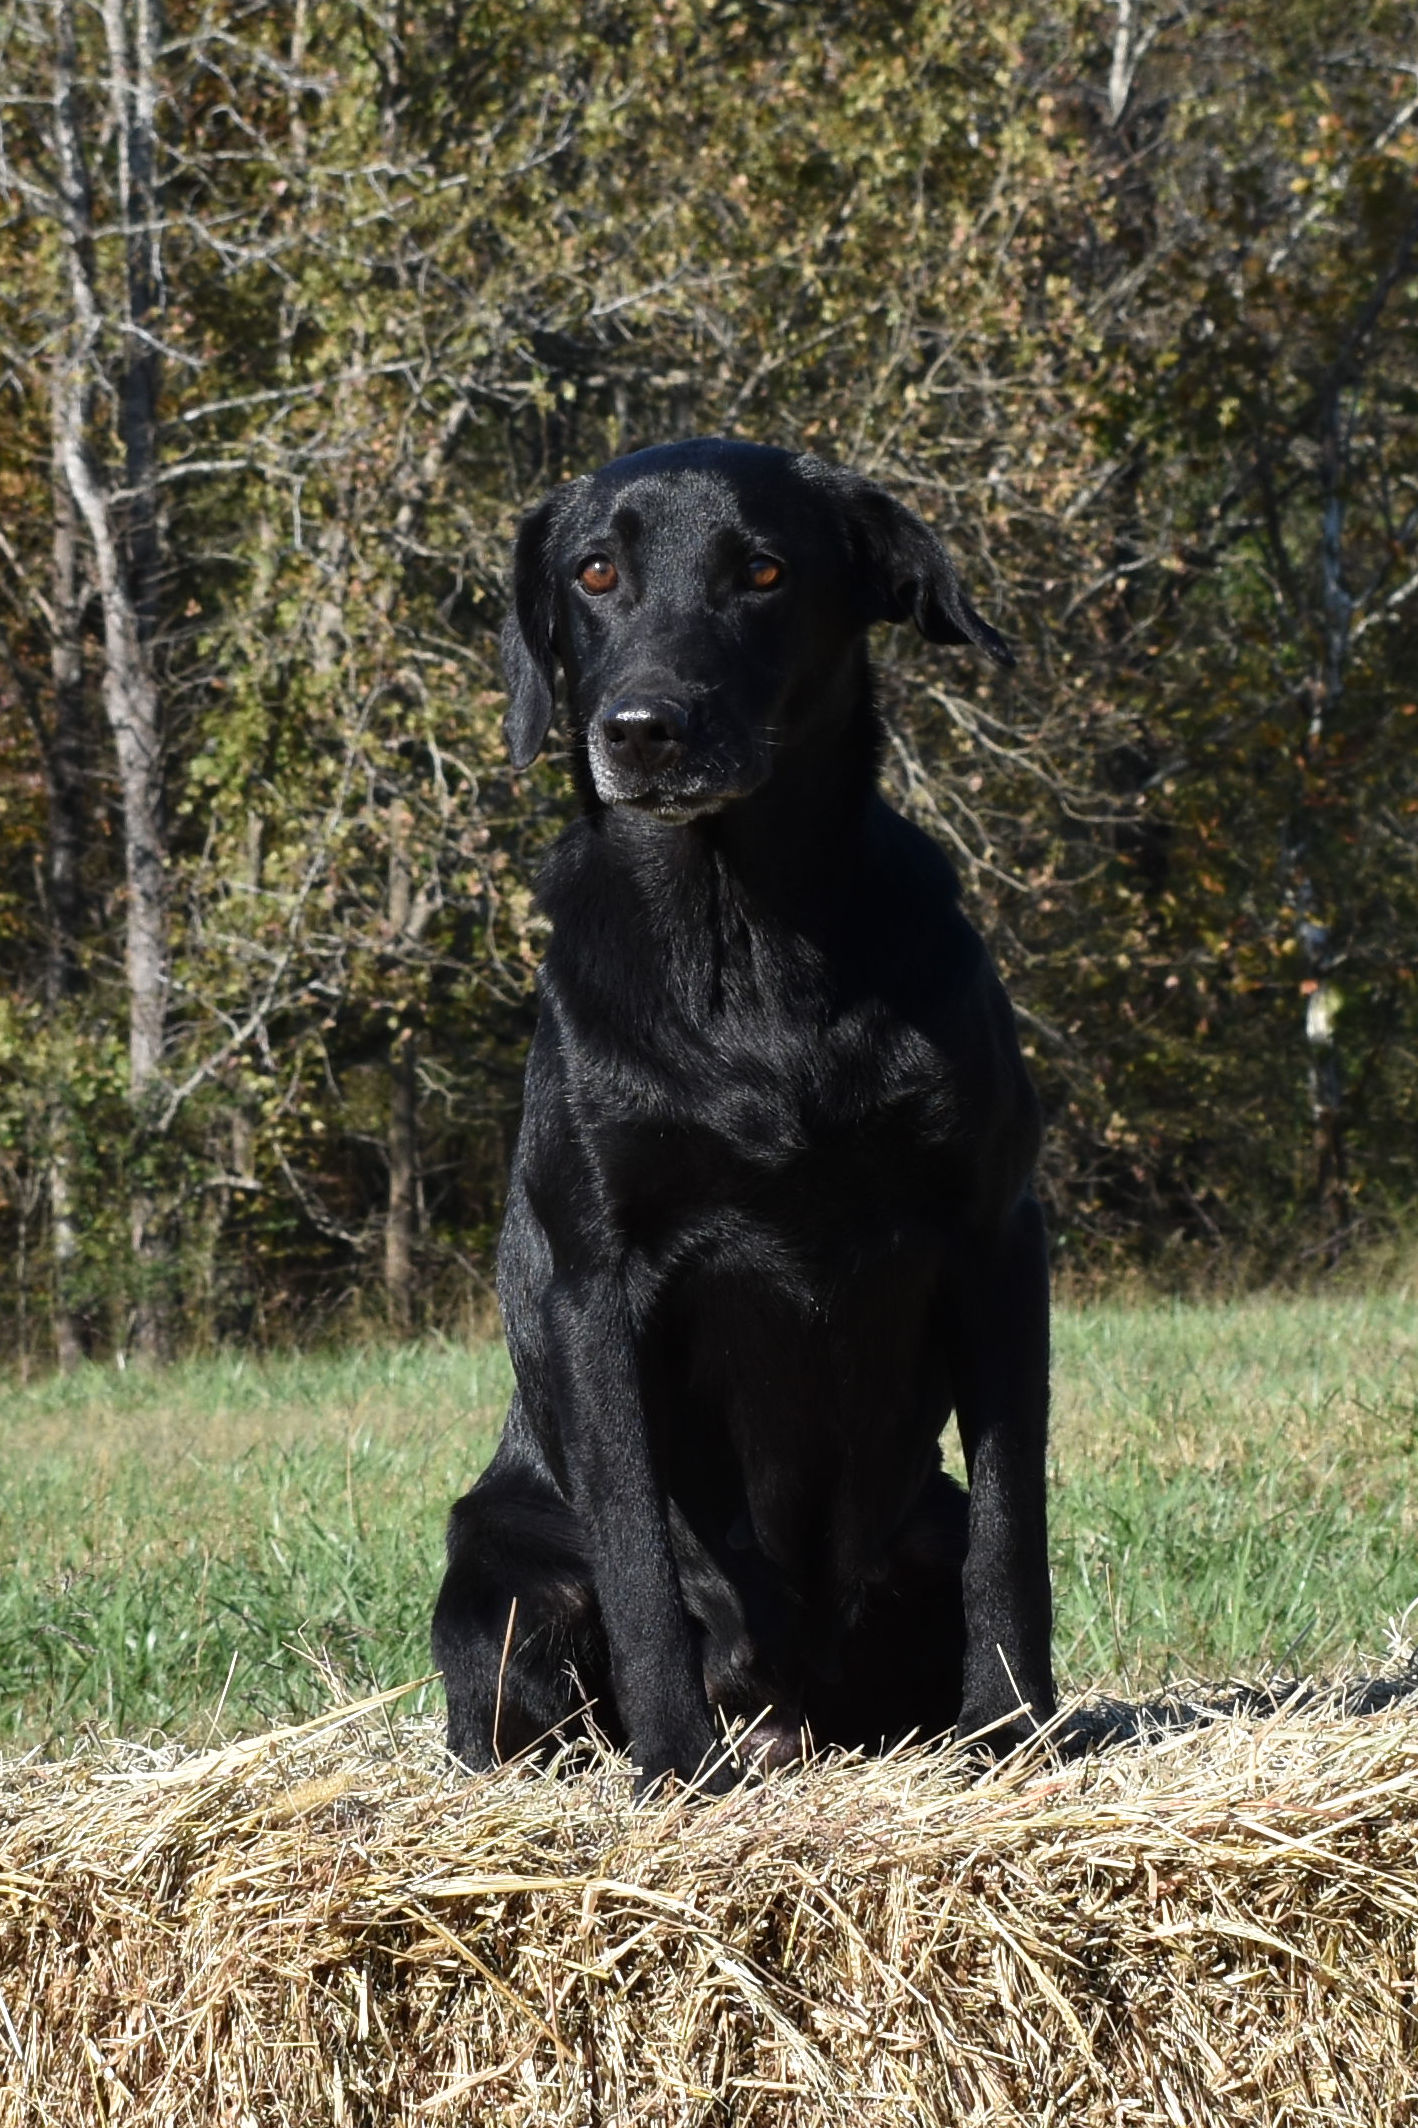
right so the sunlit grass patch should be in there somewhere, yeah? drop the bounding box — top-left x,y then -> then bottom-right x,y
1,1296 -> 1414,1753
1050,1294 -> 1418,1690
0,1342 -> 510,1750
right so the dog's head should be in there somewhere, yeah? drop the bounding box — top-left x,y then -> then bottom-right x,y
501,438 -> 1012,821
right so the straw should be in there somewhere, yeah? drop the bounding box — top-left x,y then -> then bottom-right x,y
3,1674 -> 1417,2124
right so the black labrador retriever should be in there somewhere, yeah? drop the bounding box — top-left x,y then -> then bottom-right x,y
433,438 -> 1054,1793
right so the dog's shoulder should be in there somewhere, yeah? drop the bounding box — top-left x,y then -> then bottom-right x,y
856,797 -> 1039,1154
863,792 -> 965,904
857,798 -> 992,1013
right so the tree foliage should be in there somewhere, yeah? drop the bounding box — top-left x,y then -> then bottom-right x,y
1,0 -> 1415,1362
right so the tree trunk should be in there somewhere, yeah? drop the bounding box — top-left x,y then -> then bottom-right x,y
385,802 -> 418,1335
46,350 -> 90,1371
6,1162 -> 48,1387
1305,982 -> 1349,1248
385,1032 -> 418,1336
53,0 -> 171,1356
104,0 -> 163,646
1298,388 -> 1352,1258
48,1150 -> 84,1372
45,365 -> 88,1000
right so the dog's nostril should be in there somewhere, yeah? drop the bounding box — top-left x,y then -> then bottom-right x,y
600,700 -> 688,761
606,713 -> 671,747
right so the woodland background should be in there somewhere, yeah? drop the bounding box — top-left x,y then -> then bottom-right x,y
0,0 -> 1415,1368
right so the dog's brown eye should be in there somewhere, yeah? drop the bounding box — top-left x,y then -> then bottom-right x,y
578,555 -> 618,594
746,555 -> 782,590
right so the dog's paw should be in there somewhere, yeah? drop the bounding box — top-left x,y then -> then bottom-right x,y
631,1740 -> 743,1804
736,1710 -> 803,1772
955,1697 -> 1054,1765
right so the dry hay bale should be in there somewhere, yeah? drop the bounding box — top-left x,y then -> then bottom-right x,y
3,1679 -> 1418,2125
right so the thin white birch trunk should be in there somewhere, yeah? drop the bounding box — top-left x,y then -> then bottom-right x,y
52,0 -> 171,1354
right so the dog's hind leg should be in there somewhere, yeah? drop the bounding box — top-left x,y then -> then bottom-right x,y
432,1433 -> 615,1768
668,1504 -> 803,1770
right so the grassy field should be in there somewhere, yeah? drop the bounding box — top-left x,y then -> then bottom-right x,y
1,1295 -> 1414,1755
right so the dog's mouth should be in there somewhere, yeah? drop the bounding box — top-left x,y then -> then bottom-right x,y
622,790 -> 736,824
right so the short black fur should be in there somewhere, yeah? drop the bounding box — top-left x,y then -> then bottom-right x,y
433,439 -> 1054,1793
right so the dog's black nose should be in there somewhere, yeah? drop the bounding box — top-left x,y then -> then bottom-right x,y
598,698 -> 688,779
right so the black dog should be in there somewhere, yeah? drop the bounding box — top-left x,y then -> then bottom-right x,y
433,439 -> 1054,1792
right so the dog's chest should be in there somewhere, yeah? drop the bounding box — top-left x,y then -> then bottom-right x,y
547,848 -> 1006,1253
652,1154 -> 954,1604
589,994 -> 966,1229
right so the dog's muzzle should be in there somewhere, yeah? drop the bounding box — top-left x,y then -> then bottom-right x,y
589,691 -> 770,821
590,695 -> 723,819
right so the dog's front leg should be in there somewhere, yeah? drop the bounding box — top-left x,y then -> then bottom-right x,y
948,1194 -> 1056,1753
543,1272 -> 729,1796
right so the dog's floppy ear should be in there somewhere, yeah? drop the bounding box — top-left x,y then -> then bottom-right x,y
501,496 -> 561,769
806,461 -> 1014,666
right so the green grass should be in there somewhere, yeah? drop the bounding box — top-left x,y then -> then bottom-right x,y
1047,1294 -> 1418,1692
0,1342 -> 511,1753
1,1297 -> 1415,1753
